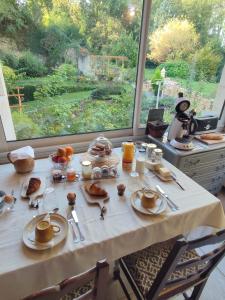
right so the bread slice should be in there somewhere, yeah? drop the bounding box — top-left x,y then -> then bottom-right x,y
84,182 -> 107,197
26,177 -> 41,196
200,133 -> 223,140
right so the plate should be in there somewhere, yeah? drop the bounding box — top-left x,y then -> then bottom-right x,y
23,213 -> 68,250
21,177 -> 45,199
131,190 -> 167,215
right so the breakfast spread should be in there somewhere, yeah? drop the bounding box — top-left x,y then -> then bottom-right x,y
26,177 -> 41,196
84,182 -> 108,197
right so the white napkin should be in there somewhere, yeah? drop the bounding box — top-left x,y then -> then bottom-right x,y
9,146 -> 34,163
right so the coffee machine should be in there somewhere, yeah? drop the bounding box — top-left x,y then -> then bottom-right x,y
167,93 -> 198,150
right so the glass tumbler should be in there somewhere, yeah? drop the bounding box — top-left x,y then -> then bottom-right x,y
43,189 -> 59,213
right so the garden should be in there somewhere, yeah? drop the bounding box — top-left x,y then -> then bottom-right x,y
0,1 -> 224,140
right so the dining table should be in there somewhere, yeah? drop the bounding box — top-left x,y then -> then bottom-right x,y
0,147 -> 225,300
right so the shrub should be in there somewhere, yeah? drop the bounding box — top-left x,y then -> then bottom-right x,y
159,60 -> 190,79
195,44 -> 222,81
12,111 -> 41,139
34,75 -> 97,100
18,51 -> 47,77
151,68 -> 163,96
2,65 -> 17,92
91,84 -> 124,100
54,64 -> 77,79
0,51 -> 19,69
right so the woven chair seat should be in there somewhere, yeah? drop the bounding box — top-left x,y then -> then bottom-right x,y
61,281 -> 93,300
121,240 -> 206,297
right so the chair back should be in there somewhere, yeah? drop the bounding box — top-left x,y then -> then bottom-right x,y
147,229 -> 225,300
22,259 -> 109,300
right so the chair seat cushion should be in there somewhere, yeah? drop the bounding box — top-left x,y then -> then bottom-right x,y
120,239 -> 205,297
61,281 -> 93,300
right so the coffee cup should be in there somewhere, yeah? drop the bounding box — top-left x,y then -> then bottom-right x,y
35,219 -> 60,243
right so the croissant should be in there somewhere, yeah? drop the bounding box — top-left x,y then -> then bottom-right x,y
26,177 -> 41,196
84,182 -> 108,197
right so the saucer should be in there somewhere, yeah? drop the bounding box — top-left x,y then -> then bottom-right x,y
23,213 -> 68,250
130,190 -> 167,215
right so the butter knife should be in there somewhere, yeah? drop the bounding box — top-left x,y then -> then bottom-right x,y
72,210 -> 85,241
156,185 -> 179,211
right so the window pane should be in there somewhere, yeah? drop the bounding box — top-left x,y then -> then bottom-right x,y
0,0 -> 143,141
140,0 -> 225,128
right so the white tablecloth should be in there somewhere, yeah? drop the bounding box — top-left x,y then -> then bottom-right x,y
0,150 -> 225,300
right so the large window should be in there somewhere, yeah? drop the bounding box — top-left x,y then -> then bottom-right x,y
140,0 -> 225,127
0,0 -> 225,151
0,0 -> 143,141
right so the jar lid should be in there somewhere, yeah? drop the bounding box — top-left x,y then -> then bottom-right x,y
154,148 -> 163,153
82,160 -> 91,166
147,143 -> 157,149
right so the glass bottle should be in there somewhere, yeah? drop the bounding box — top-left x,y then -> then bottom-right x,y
122,142 -> 135,163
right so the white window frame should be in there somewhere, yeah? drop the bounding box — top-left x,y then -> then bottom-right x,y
1,0 -> 225,156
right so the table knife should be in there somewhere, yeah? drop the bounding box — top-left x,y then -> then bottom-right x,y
156,185 -> 179,211
71,210 -> 85,241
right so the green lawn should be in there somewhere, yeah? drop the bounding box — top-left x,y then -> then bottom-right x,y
174,77 -> 218,99
13,90 -> 92,113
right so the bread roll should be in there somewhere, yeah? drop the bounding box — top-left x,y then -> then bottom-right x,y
200,133 -> 223,140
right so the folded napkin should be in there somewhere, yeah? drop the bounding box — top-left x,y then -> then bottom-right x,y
10,146 -> 34,163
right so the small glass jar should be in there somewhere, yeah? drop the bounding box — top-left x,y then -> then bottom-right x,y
146,143 -> 157,160
152,148 -> 163,163
66,168 -> 77,182
81,161 -> 92,179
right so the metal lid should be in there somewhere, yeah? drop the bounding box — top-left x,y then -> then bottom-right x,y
82,160 -> 91,166
147,143 -> 157,149
153,148 -> 163,154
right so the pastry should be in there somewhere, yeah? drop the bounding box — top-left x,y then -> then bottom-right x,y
141,191 -> 158,209
200,133 -> 223,140
85,182 -> 108,197
26,177 -> 41,196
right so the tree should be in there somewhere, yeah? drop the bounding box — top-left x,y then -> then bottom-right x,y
195,43 -> 222,81
149,18 -> 199,63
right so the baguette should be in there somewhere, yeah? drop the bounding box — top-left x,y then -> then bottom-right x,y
200,133 -> 223,140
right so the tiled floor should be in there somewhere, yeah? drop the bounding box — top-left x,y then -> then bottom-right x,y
108,189 -> 225,300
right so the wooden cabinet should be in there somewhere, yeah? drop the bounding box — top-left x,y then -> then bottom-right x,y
147,135 -> 225,194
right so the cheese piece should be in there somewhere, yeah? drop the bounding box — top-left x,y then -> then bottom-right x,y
159,167 -> 171,178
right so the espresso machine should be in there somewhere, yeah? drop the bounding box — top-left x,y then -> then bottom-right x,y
167,93 -> 198,150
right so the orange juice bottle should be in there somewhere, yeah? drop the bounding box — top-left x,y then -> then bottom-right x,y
122,142 -> 135,163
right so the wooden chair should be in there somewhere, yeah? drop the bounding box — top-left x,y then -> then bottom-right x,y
22,259 -> 109,300
115,229 -> 225,300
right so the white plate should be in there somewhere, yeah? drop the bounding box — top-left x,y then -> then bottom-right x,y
21,177 -> 45,199
23,213 -> 68,250
131,190 -> 167,215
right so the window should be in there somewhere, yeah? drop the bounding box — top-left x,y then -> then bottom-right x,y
140,0 -> 225,128
0,0 -> 225,152
0,0 -> 143,142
